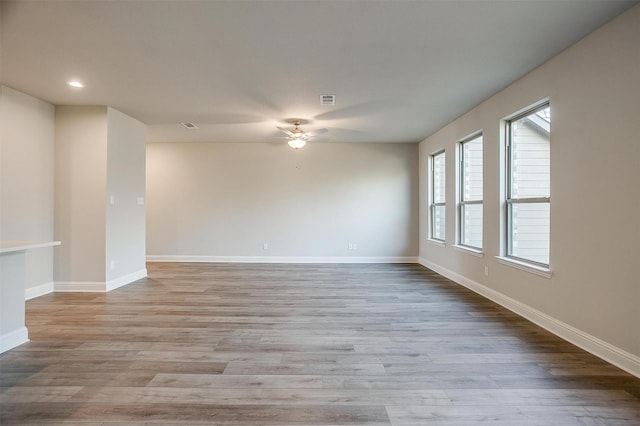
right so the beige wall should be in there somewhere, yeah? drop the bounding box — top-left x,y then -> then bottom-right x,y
54,106 -> 108,283
147,142 -> 418,260
419,6 -> 640,361
0,86 -> 55,291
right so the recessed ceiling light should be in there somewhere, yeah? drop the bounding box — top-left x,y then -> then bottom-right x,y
67,80 -> 84,88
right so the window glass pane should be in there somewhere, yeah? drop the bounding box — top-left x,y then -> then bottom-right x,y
462,136 -> 483,202
509,202 -> 550,265
461,203 -> 482,248
433,152 -> 446,203
433,205 -> 446,240
510,106 -> 550,199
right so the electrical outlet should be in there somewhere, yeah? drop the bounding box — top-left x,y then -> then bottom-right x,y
348,243 -> 353,250
110,260 -> 115,270
484,266 -> 489,276
352,243 -> 357,250
263,243 -> 269,250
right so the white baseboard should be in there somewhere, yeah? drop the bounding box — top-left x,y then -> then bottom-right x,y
106,268 -> 147,291
0,327 -> 29,353
54,281 -> 106,292
54,269 -> 147,293
146,255 -> 419,264
25,281 -> 54,300
418,257 -> 640,379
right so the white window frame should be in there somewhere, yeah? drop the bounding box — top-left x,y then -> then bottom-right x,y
505,102 -> 550,268
429,150 -> 446,243
457,132 -> 483,252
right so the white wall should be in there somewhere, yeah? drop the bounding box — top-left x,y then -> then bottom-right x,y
419,5 -> 640,371
0,86 -> 55,293
147,142 -> 418,261
105,107 -> 146,282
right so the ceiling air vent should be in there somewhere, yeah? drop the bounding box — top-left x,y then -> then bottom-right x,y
181,122 -> 199,129
319,94 -> 336,106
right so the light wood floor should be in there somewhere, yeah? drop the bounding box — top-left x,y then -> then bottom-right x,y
1,263 -> 639,425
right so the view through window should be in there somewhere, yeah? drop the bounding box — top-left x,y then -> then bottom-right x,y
459,134 -> 483,250
430,151 -> 446,241
506,104 -> 550,266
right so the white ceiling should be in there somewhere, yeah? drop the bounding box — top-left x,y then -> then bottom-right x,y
1,0 -> 636,144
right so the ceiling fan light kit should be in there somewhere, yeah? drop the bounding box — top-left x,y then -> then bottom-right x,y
287,138 -> 306,149
277,120 -> 328,149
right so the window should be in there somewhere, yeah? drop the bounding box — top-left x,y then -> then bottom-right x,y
459,133 -> 483,250
506,103 -> 550,266
430,150 -> 446,241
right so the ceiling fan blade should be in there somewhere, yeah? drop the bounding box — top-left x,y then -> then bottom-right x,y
276,126 -> 295,137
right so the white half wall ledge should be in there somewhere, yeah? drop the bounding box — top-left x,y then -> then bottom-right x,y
146,255 -> 419,264
54,269 -> 147,293
0,327 -> 29,353
0,241 -> 61,254
418,257 -> 640,379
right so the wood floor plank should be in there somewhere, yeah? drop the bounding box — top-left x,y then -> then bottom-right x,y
386,404 -> 591,425
1,262 -> 639,424
148,373 -> 326,389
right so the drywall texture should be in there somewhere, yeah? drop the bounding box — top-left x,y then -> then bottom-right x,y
419,6 -> 640,357
147,142 -> 418,259
0,86 -> 55,290
54,106 -> 108,283
105,107 -> 146,282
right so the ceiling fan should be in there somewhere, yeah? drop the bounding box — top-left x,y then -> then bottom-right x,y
276,120 -> 328,149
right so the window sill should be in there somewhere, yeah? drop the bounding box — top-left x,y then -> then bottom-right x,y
495,256 -> 552,279
453,245 -> 483,258
426,238 -> 446,247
